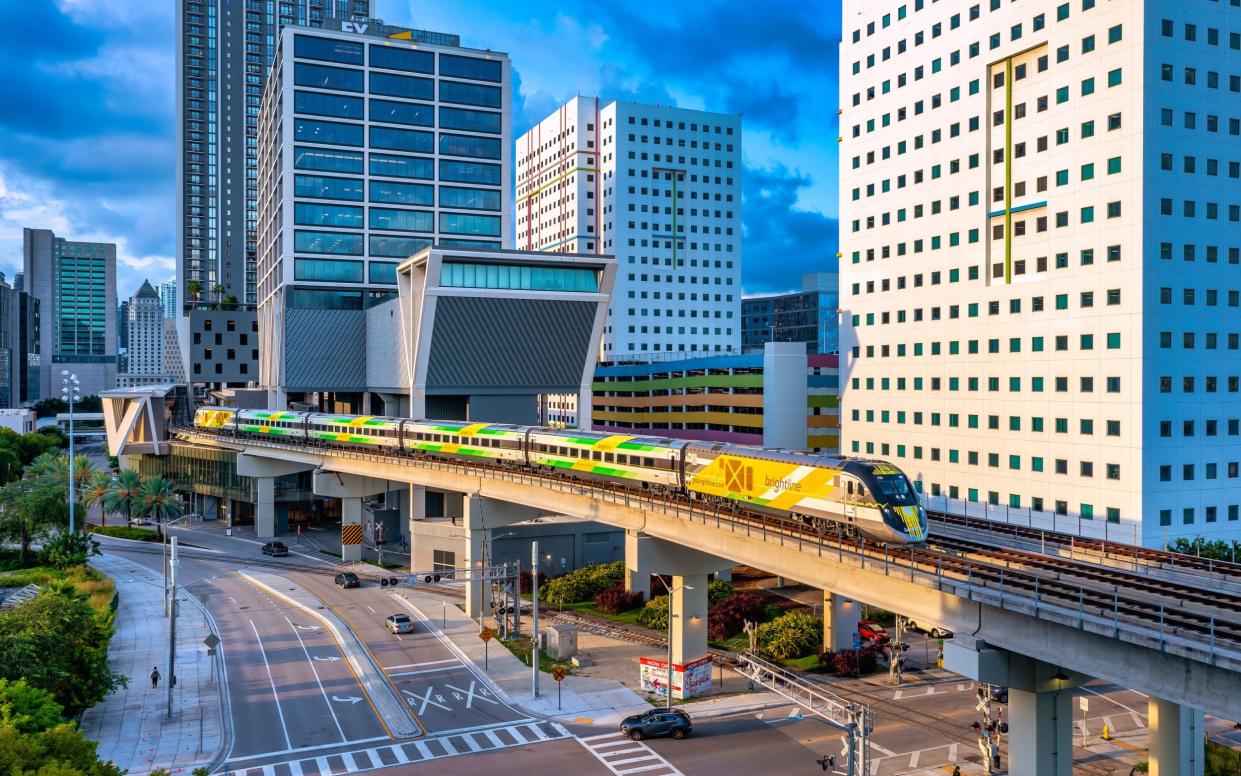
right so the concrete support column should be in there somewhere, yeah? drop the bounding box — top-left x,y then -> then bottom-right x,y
1149,697 -> 1205,776
256,477 -> 275,539
624,530 -> 652,602
341,497 -> 362,563
670,574 -> 709,666
822,592 -> 860,652
461,494 -> 543,623
1007,687 -> 1073,776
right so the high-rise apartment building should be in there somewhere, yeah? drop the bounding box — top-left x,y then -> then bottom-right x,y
126,282 -> 165,376
21,228 -> 117,397
516,97 -> 742,358
840,0 -> 1241,545
176,0 -> 370,385
158,281 -> 177,319
742,272 -> 840,355
256,20 -> 510,400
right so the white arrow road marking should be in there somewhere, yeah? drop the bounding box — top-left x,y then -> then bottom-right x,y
295,624 -> 321,631
404,686 -> 451,714
313,656 -> 341,663
332,695 -> 364,705
445,681 -> 497,710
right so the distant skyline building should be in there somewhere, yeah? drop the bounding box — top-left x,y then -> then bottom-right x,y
21,228 -> 116,398
742,272 -> 840,355
158,281 -> 177,318
0,279 -> 24,408
176,0 -> 371,385
116,299 -> 129,371
516,96 -> 742,358
126,281 -> 165,376
256,19 -> 511,399
839,0 -> 1241,545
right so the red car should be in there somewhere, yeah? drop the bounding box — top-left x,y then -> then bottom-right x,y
858,620 -> 890,645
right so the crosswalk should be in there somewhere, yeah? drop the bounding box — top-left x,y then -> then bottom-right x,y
577,732 -> 685,776
227,721 -> 571,776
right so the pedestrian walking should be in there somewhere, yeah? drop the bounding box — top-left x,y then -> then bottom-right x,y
151,666 -> 160,688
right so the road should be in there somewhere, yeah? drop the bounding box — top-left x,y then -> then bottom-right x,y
96,525 -> 1191,776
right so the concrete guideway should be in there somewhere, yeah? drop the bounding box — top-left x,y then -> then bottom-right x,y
239,571 -> 423,739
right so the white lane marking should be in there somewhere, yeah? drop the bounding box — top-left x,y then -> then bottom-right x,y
948,743 -> 958,761
388,667 -> 457,677
461,733 -> 482,752
314,757 -> 328,776
283,615 -> 346,742
403,686 -> 451,715
249,619 -> 292,751
440,737 -> 458,755
1130,712 -> 1143,728
1082,685 -> 1147,718
412,740 -> 432,759
483,729 -> 504,747
893,690 -> 903,700
366,605 -> 376,613
446,680 -> 498,709
909,749 -> 920,768
286,760 -> 303,776
341,752 -> 359,771
392,744 -> 409,764
226,736 -> 392,763
386,659 -> 459,670
577,733 -> 684,776
509,726 -> 528,744
870,740 -> 897,757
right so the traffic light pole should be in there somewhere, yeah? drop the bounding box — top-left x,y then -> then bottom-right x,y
531,540 -> 540,699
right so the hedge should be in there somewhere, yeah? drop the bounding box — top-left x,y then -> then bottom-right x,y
538,561 -> 625,605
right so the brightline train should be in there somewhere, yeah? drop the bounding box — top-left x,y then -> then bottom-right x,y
193,408 -> 928,545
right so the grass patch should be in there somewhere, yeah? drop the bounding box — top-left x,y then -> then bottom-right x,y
499,635 -> 575,676
778,653 -> 822,671
0,565 -> 116,612
89,525 -> 159,542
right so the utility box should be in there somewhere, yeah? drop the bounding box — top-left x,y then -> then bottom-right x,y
541,623 -> 577,661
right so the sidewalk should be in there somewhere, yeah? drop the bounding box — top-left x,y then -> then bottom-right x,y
80,554 -> 225,776
394,587 -> 788,728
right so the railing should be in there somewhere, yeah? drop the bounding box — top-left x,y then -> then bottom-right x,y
173,428 -> 1241,670
923,494 -> 1142,545
734,652 -> 870,776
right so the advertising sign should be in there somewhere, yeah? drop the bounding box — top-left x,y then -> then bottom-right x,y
639,655 -> 713,700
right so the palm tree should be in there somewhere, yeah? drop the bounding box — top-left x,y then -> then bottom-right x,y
102,469 -> 142,528
132,476 -> 185,529
82,471 -> 113,527
186,280 -> 202,309
71,454 -> 93,496
211,283 -> 226,309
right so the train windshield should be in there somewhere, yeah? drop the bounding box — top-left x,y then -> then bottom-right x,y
872,474 -> 918,506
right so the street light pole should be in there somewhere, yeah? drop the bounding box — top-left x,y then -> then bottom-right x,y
61,371 -> 80,533
166,535 -> 178,719
531,540 -> 540,698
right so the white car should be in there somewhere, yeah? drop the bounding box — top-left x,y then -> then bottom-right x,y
385,614 -> 415,634
904,619 -> 953,640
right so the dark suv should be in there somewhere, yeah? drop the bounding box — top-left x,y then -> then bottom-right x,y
620,709 -> 692,741
261,541 -> 288,557
334,572 -> 360,589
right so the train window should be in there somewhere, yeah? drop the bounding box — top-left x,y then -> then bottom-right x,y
645,457 -> 655,468
847,481 -> 854,495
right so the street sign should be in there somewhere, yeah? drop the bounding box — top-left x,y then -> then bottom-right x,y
203,633 -> 220,649
1079,697 -> 1089,712
552,667 -> 567,682
480,628 -> 493,643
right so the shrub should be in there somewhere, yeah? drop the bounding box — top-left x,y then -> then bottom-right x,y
40,532 -> 100,569
519,570 -> 548,595
593,585 -> 644,614
757,610 -> 822,660
636,595 -> 669,630
708,592 -> 767,641
88,525 -> 157,542
539,561 -> 625,605
706,578 -> 735,607
819,646 -> 879,676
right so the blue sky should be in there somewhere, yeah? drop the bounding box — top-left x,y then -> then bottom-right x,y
0,0 -> 840,299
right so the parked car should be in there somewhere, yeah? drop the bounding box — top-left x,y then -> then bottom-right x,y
334,572 -> 360,589
981,684 -> 1009,704
129,517 -> 150,526
904,618 -> 954,640
620,709 -> 692,741
385,613 -> 415,634
858,620 -> 890,644
261,541 -> 288,557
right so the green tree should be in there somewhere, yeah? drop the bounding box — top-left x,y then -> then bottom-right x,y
81,471 -> 113,527
101,469 -> 142,528
0,679 -> 64,734
132,475 -> 185,532
0,721 -> 125,775
0,589 -> 125,716
0,463 -> 69,565
186,279 -> 202,307
30,398 -> 68,419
